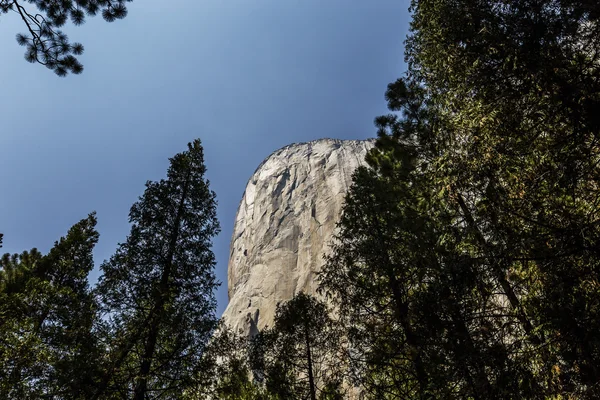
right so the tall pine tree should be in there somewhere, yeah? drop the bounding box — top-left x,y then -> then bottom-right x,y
404,0 -> 600,395
95,139 -> 220,399
323,0 -> 600,397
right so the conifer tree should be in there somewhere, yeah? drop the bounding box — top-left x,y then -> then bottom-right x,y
320,146 -> 500,398
0,214 -> 100,399
95,139 -> 220,399
250,293 -> 343,400
186,324 -> 273,400
403,0 -> 600,395
0,0 -> 130,75
322,1 -> 600,398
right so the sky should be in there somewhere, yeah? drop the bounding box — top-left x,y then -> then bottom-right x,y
0,0 -> 411,316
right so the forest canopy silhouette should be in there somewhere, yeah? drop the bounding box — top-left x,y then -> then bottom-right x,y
1,0 -> 599,398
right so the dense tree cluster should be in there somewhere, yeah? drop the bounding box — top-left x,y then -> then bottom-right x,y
319,0 -> 600,398
2,0 -> 599,398
187,294 -> 344,400
1,140 -> 221,399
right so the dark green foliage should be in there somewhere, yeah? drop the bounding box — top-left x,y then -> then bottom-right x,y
0,141 -> 222,398
405,0 -> 600,396
320,156 -> 428,398
250,293 -> 344,400
1,0 -> 131,75
2,1 -> 599,397
319,0 -> 600,398
322,137 -> 544,398
0,214 -> 100,399
95,139 -> 220,399
0,248 -> 41,294
187,324 -> 274,400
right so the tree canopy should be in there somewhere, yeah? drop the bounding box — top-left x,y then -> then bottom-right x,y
319,0 -> 600,398
1,0 -> 130,75
250,293 -> 344,400
0,214 -> 100,399
1,1 -> 599,398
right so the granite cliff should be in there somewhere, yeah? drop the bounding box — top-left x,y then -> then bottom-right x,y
221,138 -> 373,335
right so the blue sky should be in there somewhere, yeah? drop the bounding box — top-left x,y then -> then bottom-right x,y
0,0 -> 410,315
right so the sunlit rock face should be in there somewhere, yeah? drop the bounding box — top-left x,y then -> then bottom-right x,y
221,138 -> 373,336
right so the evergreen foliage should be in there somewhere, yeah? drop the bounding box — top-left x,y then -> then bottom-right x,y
250,293 -> 344,400
405,2 -> 600,394
2,1 -> 599,398
186,323 -> 275,400
320,0 -> 600,398
0,0 -> 130,75
0,214 -> 100,399
95,139 -> 220,399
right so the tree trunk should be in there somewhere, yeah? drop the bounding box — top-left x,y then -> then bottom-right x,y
454,192 -> 541,345
133,172 -> 191,400
448,302 -> 492,399
305,324 -> 317,400
371,210 -> 430,396
388,273 -> 430,396
454,191 -> 550,395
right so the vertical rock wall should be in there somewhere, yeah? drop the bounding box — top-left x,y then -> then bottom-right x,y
221,138 -> 373,335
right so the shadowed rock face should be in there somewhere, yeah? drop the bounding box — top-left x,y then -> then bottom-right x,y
221,138 -> 374,336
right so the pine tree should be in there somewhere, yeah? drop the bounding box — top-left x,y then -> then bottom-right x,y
319,159 -> 430,398
250,293 -> 343,400
0,214 -> 100,399
323,0 -> 600,397
185,324 -> 273,400
95,139 -> 220,399
0,0 -> 130,75
403,0 -> 600,395
320,72 -> 550,398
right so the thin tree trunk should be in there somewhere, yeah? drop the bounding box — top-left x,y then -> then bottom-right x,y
371,210 -> 430,396
305,325 -> 317,400
454,191 -> 551,395
133,312 -> 161,400
448,303 -> 492,399
454,192 -> 542,345
388,273 -> 430,396
133,172 -> 191,400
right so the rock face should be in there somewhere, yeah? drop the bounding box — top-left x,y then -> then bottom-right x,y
222,138 -> 373,335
